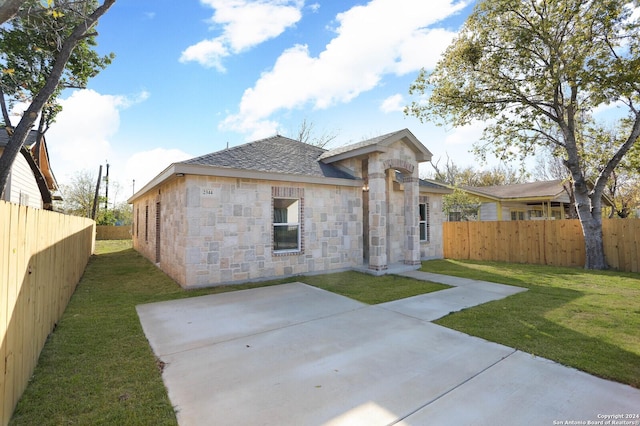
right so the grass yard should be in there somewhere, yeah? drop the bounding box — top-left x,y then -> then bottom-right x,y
10,241 -> 446,425
424,259 -> 640,388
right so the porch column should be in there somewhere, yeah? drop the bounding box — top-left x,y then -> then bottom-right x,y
368,157 -> 387,271
403,174 -> 421,265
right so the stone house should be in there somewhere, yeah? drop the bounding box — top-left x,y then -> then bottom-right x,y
128,128 -> 451,288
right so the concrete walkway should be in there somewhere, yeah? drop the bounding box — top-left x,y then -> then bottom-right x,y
137,274 -> 640,426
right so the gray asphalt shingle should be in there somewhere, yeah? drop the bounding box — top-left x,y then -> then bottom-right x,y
181,135 -> 356,179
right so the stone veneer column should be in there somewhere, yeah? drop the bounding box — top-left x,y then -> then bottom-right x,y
403,172 -> 421,265
368,156 -> 387,271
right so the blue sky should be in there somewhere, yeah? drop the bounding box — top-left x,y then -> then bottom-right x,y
38,0 -> 486,203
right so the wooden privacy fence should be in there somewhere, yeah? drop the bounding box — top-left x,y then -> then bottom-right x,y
1,201 -> 95,425
443,219 -> 640,272
96,225 -> 131,240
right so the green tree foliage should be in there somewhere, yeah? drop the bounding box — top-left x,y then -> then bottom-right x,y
0,0 -> 116,194
60,169 -> 132,224
0,0 -> 114,130
59,169 -> 95,218
407,0 -> 640,269
442,187 -> 481,221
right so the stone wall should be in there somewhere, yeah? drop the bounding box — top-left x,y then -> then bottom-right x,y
135,175 -> 365,288
420,194 -> 445,259
132,178 -> 187,286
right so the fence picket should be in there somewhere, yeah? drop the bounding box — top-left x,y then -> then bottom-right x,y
443,219 -> 639,272
1,201 -> 94,426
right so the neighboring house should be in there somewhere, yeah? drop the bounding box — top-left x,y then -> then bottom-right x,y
128,128 -> 452,288
0,129 -> 59,210
456,179 -> 613,221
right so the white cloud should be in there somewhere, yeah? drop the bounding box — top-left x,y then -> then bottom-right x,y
593,99 -> 626,118
38,89 -> 149,202
180,39 -> 229,71
222,0 -> 467,136
180,0 -> 304,71
444,120 -> 485,146
46,90 -> 124,179
380,94 -> 405,113
125,148 -> 192,195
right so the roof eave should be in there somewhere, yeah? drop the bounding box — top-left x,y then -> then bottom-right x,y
320,145 -> 388,163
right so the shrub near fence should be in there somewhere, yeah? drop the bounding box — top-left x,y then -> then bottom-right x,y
443,219 -> 640,272
0,201 -> 95,425
96,225 -> 131,240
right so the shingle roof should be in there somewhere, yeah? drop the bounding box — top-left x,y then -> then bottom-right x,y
181,135 -> 356,180
0,129 -> 38,148
419,179 -> 451,191
463,179 -> 566,199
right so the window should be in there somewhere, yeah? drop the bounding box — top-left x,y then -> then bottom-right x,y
528,209 -> 544,219
448,211 -> 462,222
155,202 -> 161,263
419,200 -> 430,242
273,198 -> 300,252
145,205 -> 149,242
511,210 -> 525,221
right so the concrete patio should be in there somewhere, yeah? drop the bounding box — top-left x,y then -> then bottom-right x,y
136,273 -> 640,425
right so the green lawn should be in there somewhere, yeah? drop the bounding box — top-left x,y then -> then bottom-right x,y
10,241 -> 446,425
11,243 -> 638,425
424,259 -> 640,388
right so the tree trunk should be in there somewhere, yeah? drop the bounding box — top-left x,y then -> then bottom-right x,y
0,0 -> 26,25
579,212 -> 607,269
573,181 -> 608,270
0,0 -> 116,194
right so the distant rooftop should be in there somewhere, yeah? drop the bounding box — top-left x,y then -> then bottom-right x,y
463,180 -> 567,199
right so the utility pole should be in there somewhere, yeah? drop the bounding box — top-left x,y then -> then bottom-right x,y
104,161 -> 109,210
92,165 -> 102,220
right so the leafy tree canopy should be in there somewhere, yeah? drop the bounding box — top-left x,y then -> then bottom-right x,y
0,0 -> 114,131
407,0 -> 640,269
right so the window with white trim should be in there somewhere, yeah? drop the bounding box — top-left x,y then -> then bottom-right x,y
273,198 -> 300,252
419,201 -> 430,242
